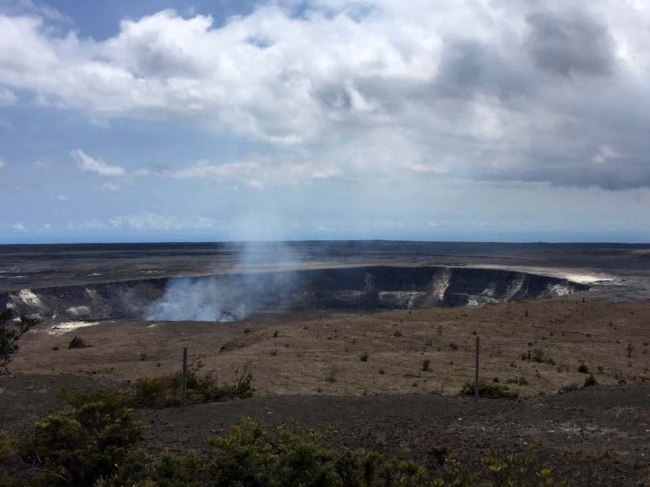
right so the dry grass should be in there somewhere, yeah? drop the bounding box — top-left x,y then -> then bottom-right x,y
13,299 -> 650,396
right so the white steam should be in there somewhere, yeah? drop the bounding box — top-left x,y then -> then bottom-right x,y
145,277 -> 244,322
145,238 -> 303,322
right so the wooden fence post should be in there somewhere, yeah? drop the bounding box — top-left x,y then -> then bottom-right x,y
182,347 -> 188,410
474,336 -> 480,401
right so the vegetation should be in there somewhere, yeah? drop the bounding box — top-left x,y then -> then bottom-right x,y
521,349 -> 555,365
584,374 -> 598,387
359,351 -> 369,362
133,363 -> 253,408
0,309 -> 41,373
31,390 -> 146,485
325,366 -> 337,383
506,377 -> 529,386
422,359 -> 431,372
0,392 -> 569,487
0,430 -> 19,463
577,363 -> 589,374
460,380 -> 520,399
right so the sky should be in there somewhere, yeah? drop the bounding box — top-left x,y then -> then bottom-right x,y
1,0 -> 650,244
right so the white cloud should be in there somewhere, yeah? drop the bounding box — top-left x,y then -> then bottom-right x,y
2,0 -> 72,24
33,159 -> 53,169
593,144 -> 621,164
109,212 -> 225,230
12,222 -> 25,231
71,149 -> 126,177
0,87 -> 17,106
0,157 -> 6,169
0,2 -> 649,188
100,182 -> 120,192
168,157 -> 341,187
56,195 -> 67,201
84,219 -> 106,229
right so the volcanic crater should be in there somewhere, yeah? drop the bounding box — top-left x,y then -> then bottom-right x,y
0,265 -> 587,323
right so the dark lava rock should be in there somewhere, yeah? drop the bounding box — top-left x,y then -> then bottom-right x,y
68,336 -> 90,349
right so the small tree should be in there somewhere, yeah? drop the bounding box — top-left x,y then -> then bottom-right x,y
1,308 -> 40,373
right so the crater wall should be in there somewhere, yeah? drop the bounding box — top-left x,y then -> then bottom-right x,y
0,266 -> 588,322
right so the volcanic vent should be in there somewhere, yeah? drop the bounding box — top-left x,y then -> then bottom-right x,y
0,266 -> 587,322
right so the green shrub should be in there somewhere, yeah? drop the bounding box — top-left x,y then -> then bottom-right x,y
31,390 -> 145,486
325,366 -> 337,383
521,349 -> 554,365
422,359 -> 431,372
1,309 -> 40,372
134,365 -> 253,408
96,449 -> 201,487
577,363 -> 589,374
207,418 -> 338,486
5,408 -> 571,487
360,352 -> 369,362
482,445 -> 568,487
584,374 -> 597,387
203,418 -> 566,487
206,419 -> 444,486
460,380 -> 519,399
0,430 -> 19,464
506,377 -> 529,386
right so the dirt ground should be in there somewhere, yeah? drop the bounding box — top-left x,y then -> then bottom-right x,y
11,299 -> 649,397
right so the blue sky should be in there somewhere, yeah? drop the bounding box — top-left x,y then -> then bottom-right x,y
1,0 -> 650,244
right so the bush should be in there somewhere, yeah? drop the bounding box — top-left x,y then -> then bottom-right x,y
360,352 -> 369,362
506,377 -> 529,386
481,445 -> 568,487
0,430 -> 19,464
68,336 -> 91,349
31,390 -> 145,486
325,366 -> 337,383
422,359 -> 431,372
460,380 -> 519,399
521,349 -> 554,365
584,374 -> 597,387
578,363 -> 589,374
0,309 -> 40,372
134,364 -> 253,408
202,418 -> 566,487
95,449 -> 201,487
3,411 -> 571,487
207,418 -> 339,486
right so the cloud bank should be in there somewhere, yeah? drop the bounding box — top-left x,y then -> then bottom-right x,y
0,0 -> 649,189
